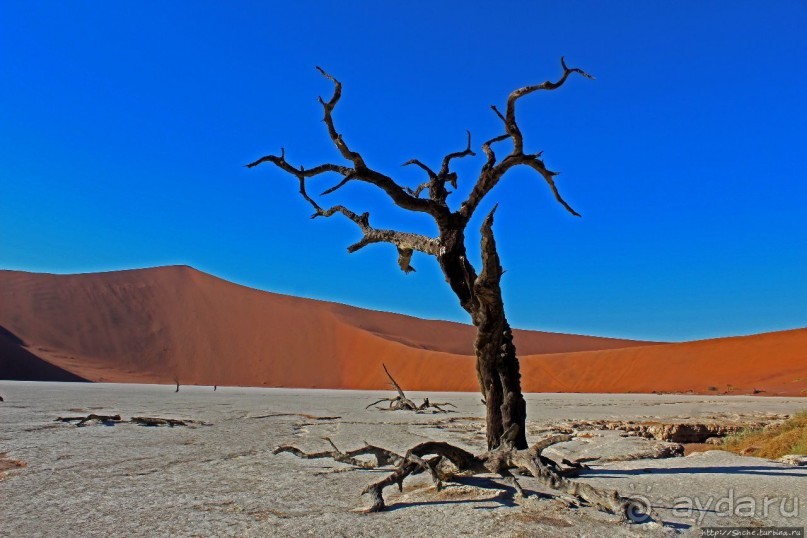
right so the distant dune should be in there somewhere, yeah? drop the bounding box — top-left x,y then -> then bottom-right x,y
0,266 -> 804,396
518,328 -> 807,396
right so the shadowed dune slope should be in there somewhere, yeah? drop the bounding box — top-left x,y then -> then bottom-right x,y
0,325 -> 87,382
0,266 -> 804,395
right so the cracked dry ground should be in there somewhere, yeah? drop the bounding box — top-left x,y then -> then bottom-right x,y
1,382 -> 805,537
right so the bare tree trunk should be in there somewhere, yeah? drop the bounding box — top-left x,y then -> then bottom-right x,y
474,309 -> 528,450
439,209 -> 528,450
472,209 -> 527,450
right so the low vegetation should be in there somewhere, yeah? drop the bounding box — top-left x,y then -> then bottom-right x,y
723,411 -> 807,459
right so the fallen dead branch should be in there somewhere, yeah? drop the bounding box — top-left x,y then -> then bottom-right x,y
366,364 -> 457,413
130,417 -> 204,427
250,413 -> 341,421
55,414 -> 123,426
54,414 -> 206,427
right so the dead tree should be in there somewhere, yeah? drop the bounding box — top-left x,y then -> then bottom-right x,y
250,58 -> 588,449
365,364 -> 456,412
248,59 -> 644,519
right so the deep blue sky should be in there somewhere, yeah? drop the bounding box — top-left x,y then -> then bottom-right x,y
1,2 -> 805,341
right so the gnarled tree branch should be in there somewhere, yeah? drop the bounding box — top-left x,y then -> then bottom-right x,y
248,150 -> 439,272
459,57 -> 591,222
402,159 -> 437,180
522,159 -> 581,217
481,132 -> 509,171
315,207 -> 440,272
313,66 -> 442,217
249,69 -> 443,218
504,56 -> 594,154
439,130 -> 475,179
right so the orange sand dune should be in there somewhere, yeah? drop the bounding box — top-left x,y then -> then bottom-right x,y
518,328 -> 807,396
1,266 -> 804,396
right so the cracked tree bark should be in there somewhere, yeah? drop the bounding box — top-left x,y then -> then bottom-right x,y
245,58 -> 639,518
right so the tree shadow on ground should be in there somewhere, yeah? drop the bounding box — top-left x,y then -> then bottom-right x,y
384,475 -> 557,512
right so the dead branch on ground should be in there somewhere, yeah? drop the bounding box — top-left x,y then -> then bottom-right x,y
365,364 -> 456,413
130,417 -> 203,427
55,414 -> 123,426
54,414 -> 206,427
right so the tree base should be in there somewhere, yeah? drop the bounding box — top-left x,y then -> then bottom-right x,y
274,431 -> 655,523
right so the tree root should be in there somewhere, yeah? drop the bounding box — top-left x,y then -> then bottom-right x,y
366,364 -> 457,413
273,437 -> 403,468
274,430 -> 655,523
